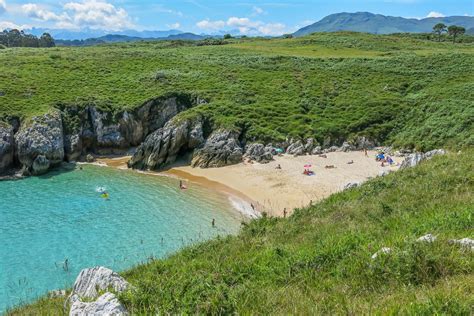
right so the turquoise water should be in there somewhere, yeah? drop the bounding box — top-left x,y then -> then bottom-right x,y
0,164 -> 243,312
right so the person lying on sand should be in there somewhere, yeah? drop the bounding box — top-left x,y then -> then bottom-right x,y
347,160 -> 354,164
275,164 -> 282,169
325,165 -> 335,169
319,154 -> 328,158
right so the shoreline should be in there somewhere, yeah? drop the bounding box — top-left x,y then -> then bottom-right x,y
93,156 -> 261,219
94,150 -> 402,217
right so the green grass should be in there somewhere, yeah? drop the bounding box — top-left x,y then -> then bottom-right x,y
1,32 -> 473,150
11,150 -> 474,315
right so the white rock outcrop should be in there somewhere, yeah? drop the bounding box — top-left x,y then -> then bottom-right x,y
449,238 -> 474,251
400,149 -> 446,169
70,292 -> 127,316
70,266 -> 130,299
371,247 -> 392,259
417,234 -> 437,243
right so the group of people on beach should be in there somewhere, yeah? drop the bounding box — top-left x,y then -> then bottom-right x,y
376,152 -> 395,167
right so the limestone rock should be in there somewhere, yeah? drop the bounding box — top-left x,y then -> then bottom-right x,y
354,136 -> 375,150
86,154 -> 95,163
344,182 -> 360,190
15,111 -> 64,175
286,140 -> 305,156
70,292 -> 127,316
323,146 -> 339,153
192,130 -> 243,168
304,138 -> 316,153
371,247 -> 392,259
311,146 -> 322,155
449,238 -> 474,251
417,234 -> 437,243
0,123 -> 14,174
129,118 -> 204,170
70,266 -> 130,299
400,149 -> 446,169
245,143 -> 273,163
340,141 -> 356,152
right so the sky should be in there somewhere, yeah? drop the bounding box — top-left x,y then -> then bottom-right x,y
0,0 -> 473,35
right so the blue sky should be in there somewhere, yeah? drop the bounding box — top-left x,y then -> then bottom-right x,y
1,0 -> 473,34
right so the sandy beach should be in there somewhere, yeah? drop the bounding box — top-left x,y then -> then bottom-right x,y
95,151 -> 401,217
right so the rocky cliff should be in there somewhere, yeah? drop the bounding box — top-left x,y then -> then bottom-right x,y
0,93 -> 196,176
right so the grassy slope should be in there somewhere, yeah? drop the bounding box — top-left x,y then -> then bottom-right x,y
1,32 -> 473,150
11,150 -> 473,315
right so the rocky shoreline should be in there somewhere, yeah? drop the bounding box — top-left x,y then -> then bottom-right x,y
0,93 -> 444,178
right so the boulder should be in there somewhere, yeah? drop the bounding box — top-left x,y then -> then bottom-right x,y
129,118 -> 204,170
400,149 -> 446,169
449,238 -> 474,252
323,146 -> 339,153
245,143 -> 273,163
70,266 -> 130,299
417,234 -> 437,243
32,155 -> 50,175
311,146 -> 323,155
286,140 -> 305,156
354,136 -> 375,150
371,247 -> 392,259
0,123 -> 14,174
70,292 -> 127,316
15,112 -> 64,175
304,138 -> 317,153
344,182 -> 360,190
340,141 -> 356,152
86,154 -> 95,163
192,130 -> 243,168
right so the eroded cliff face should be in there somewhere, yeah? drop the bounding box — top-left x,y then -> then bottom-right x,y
0,123 -> 14,174
0,93 -> 197,176
15,112 -> 65,175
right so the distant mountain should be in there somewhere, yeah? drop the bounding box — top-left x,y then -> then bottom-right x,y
294,12 -> 474,36
27,28 -> 183,40
55,33 -> 209,46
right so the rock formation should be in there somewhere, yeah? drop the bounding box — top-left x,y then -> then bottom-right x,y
244,143 -> 274,163
191,130 -> 243,168
70,292 -> 127,316
0,122 -> 14,174
400,149 -> 446,169
15,111 -> 65,175
129,118 -> 204,170
67,266 -> 130,316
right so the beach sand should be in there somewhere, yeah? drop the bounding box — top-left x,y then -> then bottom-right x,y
96,151 -> 401,217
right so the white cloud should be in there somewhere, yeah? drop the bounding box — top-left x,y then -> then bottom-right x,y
63,0 -> 134,31
426,11 -> 445,18
18,0 -> 134,31
197,16 -> 289,36
167,22 -> 181,29
154,5 -> 183,17
0,0 -> 6,15
196,19 -> 226,30
0,20 -> 31,30
251,6 -> 265,16
22,3 -> 70,22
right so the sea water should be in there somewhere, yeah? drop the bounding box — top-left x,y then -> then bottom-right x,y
0,164 -> 243,312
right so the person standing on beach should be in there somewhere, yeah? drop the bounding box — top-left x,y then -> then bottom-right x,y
283,208 -> 287,218
212,219 -> 215,227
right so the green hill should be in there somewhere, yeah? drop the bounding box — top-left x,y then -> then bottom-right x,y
294,12 -> 474,36
1,32 -> 473,151
11,150 -> 474,314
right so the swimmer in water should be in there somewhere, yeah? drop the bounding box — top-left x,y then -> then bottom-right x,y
179,180 -> 188,190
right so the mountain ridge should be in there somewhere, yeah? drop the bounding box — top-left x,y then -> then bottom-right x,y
295,12 -> 474,36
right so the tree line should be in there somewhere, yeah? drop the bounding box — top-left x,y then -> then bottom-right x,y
0,29 -> 55,48
432,24 -> 466,43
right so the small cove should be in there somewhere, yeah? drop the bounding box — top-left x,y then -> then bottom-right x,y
0,164 -> 244,313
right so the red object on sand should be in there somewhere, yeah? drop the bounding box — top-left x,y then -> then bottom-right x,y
304,164 -> 312,168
